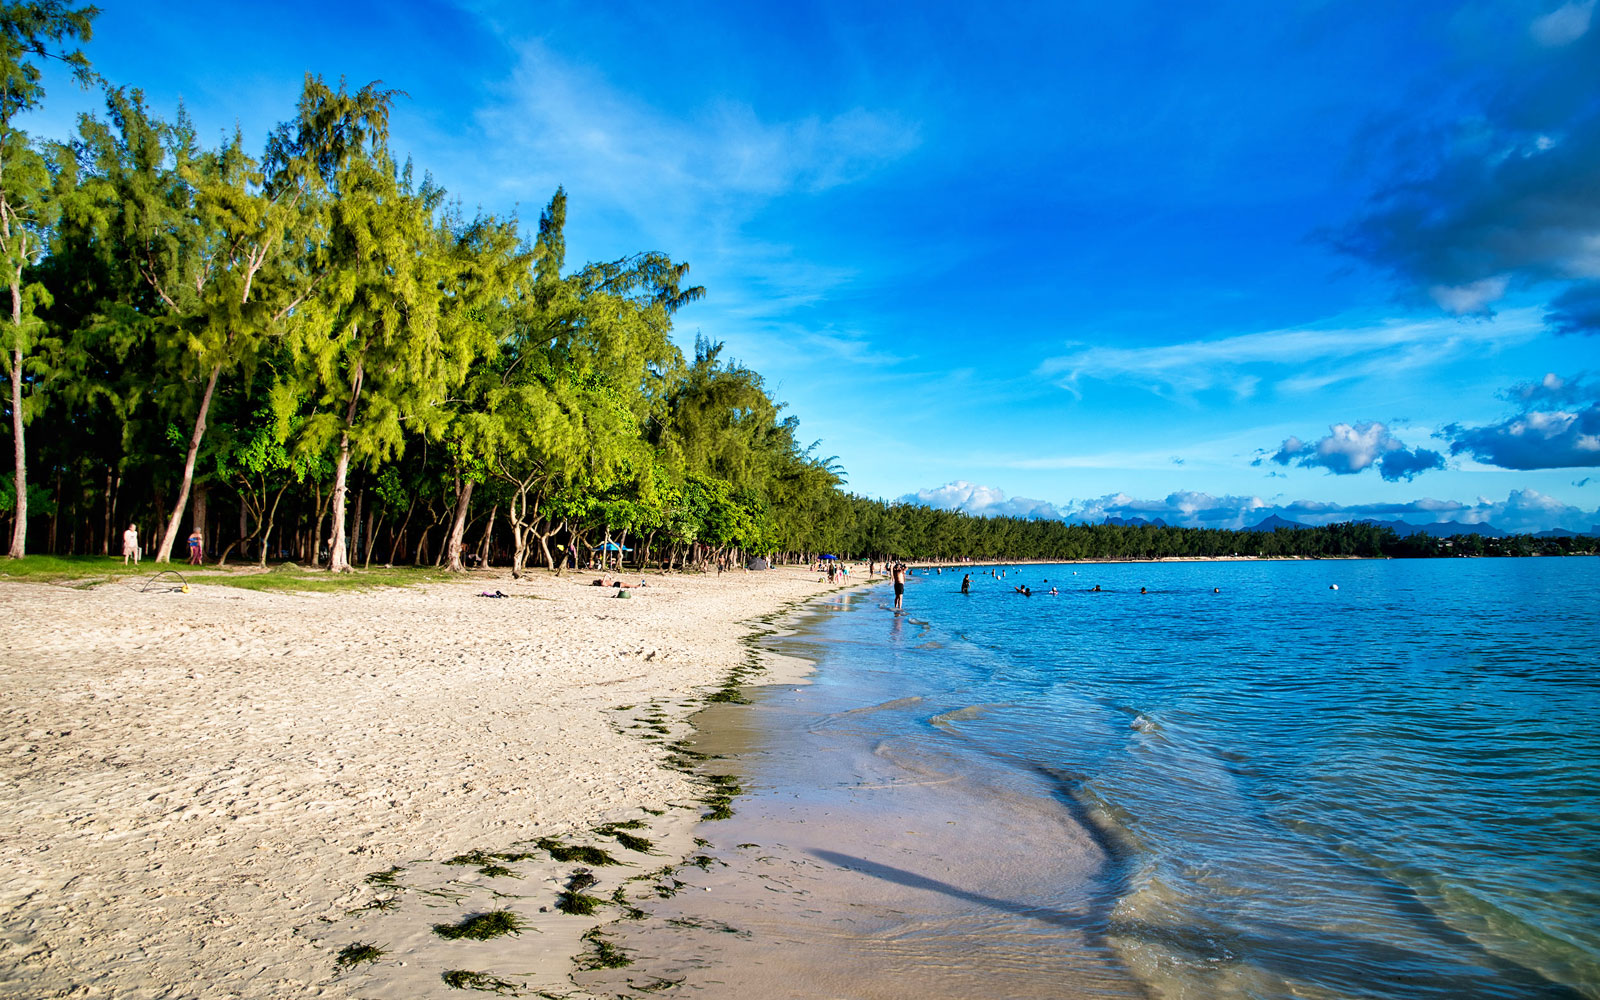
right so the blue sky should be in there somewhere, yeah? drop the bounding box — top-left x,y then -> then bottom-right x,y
27,0 -> 1600,531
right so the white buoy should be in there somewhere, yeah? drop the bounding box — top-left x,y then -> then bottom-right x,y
1329,584 -> 1339,590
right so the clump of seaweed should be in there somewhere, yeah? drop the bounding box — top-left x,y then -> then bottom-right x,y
441,969 -> 521,993
577,927 -> 632,970
444,849 -> 535,878
594,823 -> 654,854
555,869 -> 605,915
365,866 -> 405,886
335,942 -> 385,969
610,884 -> 647,920
536,837 -> 620,866
702,773 -> 742,821
433,910 -> 524,941
347,894 -> 400,915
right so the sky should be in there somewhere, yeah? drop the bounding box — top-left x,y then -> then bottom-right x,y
25,0 -> 1600,532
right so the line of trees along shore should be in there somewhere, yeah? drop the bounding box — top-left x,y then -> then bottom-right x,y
3,6 -> 1594,573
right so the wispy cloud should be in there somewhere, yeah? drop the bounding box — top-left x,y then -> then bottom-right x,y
470,41 -> 919,232
1035,310 -> 1544,400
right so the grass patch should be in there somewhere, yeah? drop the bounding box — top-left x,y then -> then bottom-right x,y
198,565 -> 442,594
433,910 -> 524,941
335,942 -> 385,969
441,969 -> 521,993
536,838 -> 620,866
0,555 -> 151,584
576,928 -> 632,970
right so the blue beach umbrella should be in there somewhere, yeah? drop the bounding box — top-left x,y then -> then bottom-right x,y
594,541 -> 632,552
819,554 -> 838,560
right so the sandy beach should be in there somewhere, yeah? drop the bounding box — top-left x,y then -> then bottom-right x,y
0,565 -> 848,999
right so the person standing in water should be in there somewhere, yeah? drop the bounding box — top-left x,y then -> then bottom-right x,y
892,562 -> 907,611
961,572 -> 971,594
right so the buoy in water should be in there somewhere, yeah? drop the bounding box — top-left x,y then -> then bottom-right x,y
1329,584 -> 1339,590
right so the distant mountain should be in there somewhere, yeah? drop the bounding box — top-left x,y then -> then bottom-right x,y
1103,516 -> 1169,528
1357,518 -> 1508,538
1249,515 -> 1307,532
1535,528 -> 1581,539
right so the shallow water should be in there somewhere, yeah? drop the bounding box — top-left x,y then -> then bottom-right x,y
597,558 -> 1600,999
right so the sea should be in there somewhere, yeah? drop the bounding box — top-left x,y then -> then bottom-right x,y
586,558 -> 1600,1000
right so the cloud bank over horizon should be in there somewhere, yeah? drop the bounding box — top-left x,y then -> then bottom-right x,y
901,481 -> 1599,535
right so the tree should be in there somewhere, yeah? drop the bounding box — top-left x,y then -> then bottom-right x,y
0,0 -> 95,557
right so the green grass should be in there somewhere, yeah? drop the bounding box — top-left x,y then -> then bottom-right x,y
335,942 -> 386,969
433,910 -> 524,941
0,555 -> 461,594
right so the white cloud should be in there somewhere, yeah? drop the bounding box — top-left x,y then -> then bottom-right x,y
1429,275 -> 1509,314
902,481 -> 1063,519
1531,0 -> 1596,46
1035,310 -> 1544,400
472,41 -> 919,225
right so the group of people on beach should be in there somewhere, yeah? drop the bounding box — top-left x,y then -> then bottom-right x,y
118,524 -> 206,566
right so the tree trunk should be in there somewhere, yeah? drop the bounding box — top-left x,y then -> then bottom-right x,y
327,358 -> 363,572
363,508 -> 379,569
155,362 -> 221,564
445,478 -> 474,572
327,433 -> 353,571
7,343 -> 25,558
101,466 -> 113,555
476,504 -> 497,567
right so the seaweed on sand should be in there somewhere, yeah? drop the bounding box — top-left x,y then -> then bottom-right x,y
576,927 -> 632,970
555,869 -> 605,915
335,942 -> 385,969
441,969 -> 522,993
594,822 -> 654,854
535,838 -> 620,866
433,910 -> 524,941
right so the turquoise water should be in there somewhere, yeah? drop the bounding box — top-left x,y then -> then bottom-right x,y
766,558 -> 1600,999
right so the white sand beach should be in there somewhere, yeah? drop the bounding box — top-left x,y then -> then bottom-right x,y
0,566 -> 849,999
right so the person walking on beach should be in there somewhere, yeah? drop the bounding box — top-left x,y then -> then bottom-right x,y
892,562 -> 907,611
122,523 -> 139,566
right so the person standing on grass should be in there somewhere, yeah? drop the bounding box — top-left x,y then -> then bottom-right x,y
187,528 -> 204,565
122,524 -> 140,566
892,562 -> 907,611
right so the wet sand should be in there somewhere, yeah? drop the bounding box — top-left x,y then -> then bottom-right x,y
578,594 -> 1137,999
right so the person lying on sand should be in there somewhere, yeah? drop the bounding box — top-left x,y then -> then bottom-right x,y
593,577 -> 647,589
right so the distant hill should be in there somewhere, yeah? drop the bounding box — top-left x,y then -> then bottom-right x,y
1357,518 -> 1508,538
1249,515 -> 1307,532
1535,528 -> 1581,539
1103,516 -> 1169,528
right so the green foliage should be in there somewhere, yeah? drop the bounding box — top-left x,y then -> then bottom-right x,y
6,33 -> 1593,569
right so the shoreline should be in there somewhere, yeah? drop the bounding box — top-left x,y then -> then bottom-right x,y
0,566 -> 860,998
